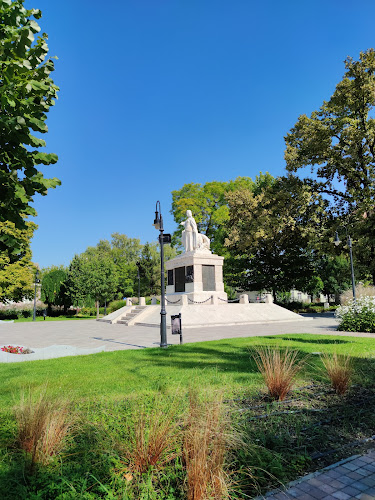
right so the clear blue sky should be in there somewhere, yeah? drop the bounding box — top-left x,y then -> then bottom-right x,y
26,0 -> 375,268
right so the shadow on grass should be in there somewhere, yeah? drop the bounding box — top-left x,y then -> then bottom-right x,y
263,336 -> 351,345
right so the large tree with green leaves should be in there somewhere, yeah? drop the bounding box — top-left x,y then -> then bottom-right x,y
285,49 -> 375,211
171,174 -> 274,254
0,219 -> 36,301
284,49 -> 375,282
41,266 -> 70,312
66,252 -> 118,318
225,176 -> 328,299
0,0 -> 60,253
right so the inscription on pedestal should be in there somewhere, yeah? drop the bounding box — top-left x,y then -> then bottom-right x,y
202,265 -> 215,291
185,265 -> 194,283
175,266 -> 186,293
167,270 -> 174,286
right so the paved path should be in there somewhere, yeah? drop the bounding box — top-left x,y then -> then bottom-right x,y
0,314 -> 373,352
260,450 -> 375,499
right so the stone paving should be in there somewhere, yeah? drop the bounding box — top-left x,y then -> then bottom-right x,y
259,451 -> 375,500
0,314 -> 374,354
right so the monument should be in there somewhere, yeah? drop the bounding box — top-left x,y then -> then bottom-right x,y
165,210 -> 227,305
99,210 -> 309,328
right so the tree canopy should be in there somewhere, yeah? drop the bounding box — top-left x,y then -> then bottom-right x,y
0,0 -> 60,253
225,176 -> 328,298
285,49 -> 375,212
0,219 -> 36,302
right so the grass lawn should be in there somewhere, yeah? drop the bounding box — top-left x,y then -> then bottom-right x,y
0,333 -> 374,499
11,315 -> 96,323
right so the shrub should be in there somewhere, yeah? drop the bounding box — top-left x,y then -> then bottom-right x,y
253,348 -> 304,401
321,352 -> 352,395
336,296 -> 375,332
79,307 -> 96,316
16,388 -> 73,468
183,391 -> 232,500
107,300 -> 126,313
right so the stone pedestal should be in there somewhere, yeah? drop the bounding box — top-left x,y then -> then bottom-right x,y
165,251 -> 227,304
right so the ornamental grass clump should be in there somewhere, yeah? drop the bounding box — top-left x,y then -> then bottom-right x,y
336,295 -> 375,332
183,390 -> 232,500
321,352 -> 352,395
16,387 -> 73,468
119,401 -> 181,475
253,348 -> 304,401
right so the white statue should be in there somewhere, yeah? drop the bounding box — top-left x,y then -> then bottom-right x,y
180,210 -> 211,253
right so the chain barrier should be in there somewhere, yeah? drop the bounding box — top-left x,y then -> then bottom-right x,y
166,297 -> 181,304
218,297 -> 228,302
187,296 -> 212,304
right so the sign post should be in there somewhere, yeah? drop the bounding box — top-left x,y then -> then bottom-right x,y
171,313 -> 183,345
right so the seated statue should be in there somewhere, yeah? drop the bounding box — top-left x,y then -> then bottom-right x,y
180,210 -> 211,253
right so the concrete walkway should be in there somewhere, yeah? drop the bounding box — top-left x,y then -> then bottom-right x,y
259,450 -> 375,499
0,314 -> 373,353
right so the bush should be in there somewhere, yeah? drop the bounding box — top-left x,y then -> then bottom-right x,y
79,307 -> 96,316
336,296 -> 375,332
107,300 -> 126,313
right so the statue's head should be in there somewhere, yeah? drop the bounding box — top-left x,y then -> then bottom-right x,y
186,210 -> 192,217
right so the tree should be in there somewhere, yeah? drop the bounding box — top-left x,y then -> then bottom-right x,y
171,174 -> 274,254
285,50 -> 375,283
66,252 -> 118,317
137,242 -> 176,297
0,0 -> 60,254
0,219 -> 36,302
41,266 -> 70,312
225,176 -> 328,300
285,49 -> 375,211
84,233 -> 142,298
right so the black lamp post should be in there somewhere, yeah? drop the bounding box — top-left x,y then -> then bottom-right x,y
153,201 -> 167,348
334,229 -> 356,301
136,261 -> 141,304
32,269 -> 40,321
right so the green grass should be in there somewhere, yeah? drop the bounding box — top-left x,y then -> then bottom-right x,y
0,333 -> 374,499
0,333 -> 374,410
12,315 -> 96,323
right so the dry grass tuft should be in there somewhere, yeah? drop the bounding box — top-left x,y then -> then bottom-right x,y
16,387 -> 72,467
183,390 -> 232,500
253,348 -> 304,401
340,284 -> 375,305
122,402 -> 181,474
321,352 -> 352,395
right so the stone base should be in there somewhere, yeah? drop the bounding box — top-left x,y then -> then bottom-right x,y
114,303 -> 311,329
165,291 -> 228,306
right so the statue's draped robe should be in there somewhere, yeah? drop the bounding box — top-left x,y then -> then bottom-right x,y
181,216 -> 198,252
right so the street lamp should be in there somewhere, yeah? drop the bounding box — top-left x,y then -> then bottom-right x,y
33,269 -> 40,321
136,261 -> 141,304
334,229 -> 356,301
153,201 -> 168,348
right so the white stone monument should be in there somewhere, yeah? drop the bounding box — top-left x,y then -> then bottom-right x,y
165,210 -> 228,305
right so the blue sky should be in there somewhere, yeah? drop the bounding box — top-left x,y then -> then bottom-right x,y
26,0 -> 375,268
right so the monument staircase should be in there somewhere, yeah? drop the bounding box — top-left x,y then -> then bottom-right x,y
117,305 -> 147,325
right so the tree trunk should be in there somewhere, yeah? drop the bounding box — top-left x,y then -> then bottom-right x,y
96,300 -> 99,319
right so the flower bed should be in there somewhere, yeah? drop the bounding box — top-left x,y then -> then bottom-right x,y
336,296 -> 375,332
1,345 -> 24,354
